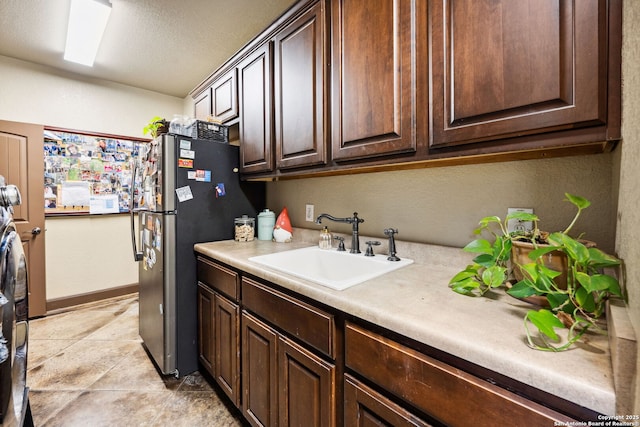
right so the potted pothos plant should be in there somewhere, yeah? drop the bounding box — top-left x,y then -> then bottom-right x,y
143,116 -> 168,139
449,193 -> 625,352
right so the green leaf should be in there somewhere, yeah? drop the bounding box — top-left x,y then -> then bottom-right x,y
550,233 -> 589,263
605,277 -> 623,298
493,237 -> 512,261
526,309 -> 565,341
577,272 -> 616,293
518,263 -> 539,282
473,217 -> 502,235
575,286 -> 596,312
506,281 -> 537,298
565,193 -> 591,210
546,293 -> 569,309
536,264 -> 562,279
448,266 -> 480,285
528,246 -> 558,260
477,216 -> 502,228
587,248 -> 621,269
535,272 -> 556,293
473,253 -> 497,268
580,273 -> 622,297
481,266 -> 506,288
463,239 -> 493,255
450,279 -> 481,296
506,212 -> 539,223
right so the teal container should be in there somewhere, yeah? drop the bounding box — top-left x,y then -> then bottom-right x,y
257,209 -> 276,240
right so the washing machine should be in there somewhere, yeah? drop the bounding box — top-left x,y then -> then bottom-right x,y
0,177 -> 32,427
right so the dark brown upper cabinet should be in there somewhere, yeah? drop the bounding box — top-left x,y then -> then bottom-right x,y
274,1 -> 328,170
192,0 -> 620,178
211,68 -> 239,123
194,89 -> 211,121
238,42 -> 274,174
330,0 -> 426,161
429,0 -> 616,149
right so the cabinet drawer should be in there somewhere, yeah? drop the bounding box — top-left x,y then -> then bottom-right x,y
344,374 -> 432,427
242,277 -> 336,359
345,322 -> 574,427
197,256 -> 239,301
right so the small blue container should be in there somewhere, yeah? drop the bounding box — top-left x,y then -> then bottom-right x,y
257,209 -> 275,240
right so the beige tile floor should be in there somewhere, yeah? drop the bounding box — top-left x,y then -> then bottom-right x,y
27,294 -> 243,427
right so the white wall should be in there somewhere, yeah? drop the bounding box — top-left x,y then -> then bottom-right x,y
0,55 -> 187,300
44,216 -> 137,299
0,55 -> 185,136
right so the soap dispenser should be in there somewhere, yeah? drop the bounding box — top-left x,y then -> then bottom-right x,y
319,226 -> 332,249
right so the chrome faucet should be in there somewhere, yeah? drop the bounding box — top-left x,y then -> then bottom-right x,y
316,212 -> 364,254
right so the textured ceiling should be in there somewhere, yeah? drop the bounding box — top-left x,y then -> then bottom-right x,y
0,0 -> 297,97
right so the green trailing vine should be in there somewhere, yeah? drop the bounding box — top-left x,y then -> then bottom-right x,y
449,193 -> 625,351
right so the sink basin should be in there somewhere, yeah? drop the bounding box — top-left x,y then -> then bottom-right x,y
248,246 -> 413,290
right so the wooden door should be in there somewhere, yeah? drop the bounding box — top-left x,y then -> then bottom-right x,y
239,43 -> 274,174
197,283 -> 215,375
0,120 -> 46,318
214,293 -> 240,407
274,1 -> 328,170
278,336 -> 335,427
331,0 -> 424,161
242,311 -> 278,427
430,0 -> 607,148
212,68 -> 239,123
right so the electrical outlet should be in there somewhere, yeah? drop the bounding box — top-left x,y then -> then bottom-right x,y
305,204 -> 315,222
507,208 -> 534,233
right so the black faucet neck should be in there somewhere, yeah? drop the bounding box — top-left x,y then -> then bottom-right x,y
315,212 -> 364,253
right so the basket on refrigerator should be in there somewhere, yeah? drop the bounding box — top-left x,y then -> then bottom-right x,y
190,121 -> 229,143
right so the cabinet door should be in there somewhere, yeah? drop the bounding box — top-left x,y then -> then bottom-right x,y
331,0 -> 423,161
274,1 -> 328,170
242,312 -> 278,427
212,68 -> 239,123
214,294 -> 240,407
278,336 -> 335,427
197,283 -> 215,375
430,0 -> 607,148
344,375 -> 433,427
239,43 -> 274,173
194,89 -> 212,121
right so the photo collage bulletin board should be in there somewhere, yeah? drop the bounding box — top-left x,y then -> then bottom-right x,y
44,127 -> 148,215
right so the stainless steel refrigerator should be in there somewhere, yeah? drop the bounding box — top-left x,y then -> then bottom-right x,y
130,133 -> 263,377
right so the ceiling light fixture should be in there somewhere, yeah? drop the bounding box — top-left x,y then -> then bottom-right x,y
64,0 -> 112,67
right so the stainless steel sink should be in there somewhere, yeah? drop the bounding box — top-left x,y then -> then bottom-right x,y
248,246 -> 413,290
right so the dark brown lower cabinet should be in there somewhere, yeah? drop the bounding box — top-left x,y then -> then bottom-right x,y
214,294 -> 240,406
242,312 -> 278,427
345,322 -> 576,427
197,283 -> 215,375
241,310 -> 336,427
196,281 -> 241,407
278,336 -> 335,427
198,255 -> 596,426
344,375 -> 432,427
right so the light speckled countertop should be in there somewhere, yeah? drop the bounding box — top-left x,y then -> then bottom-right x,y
194,229 -> 615,415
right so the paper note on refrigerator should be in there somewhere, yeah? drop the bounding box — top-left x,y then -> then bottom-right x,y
175,186 -> 194,202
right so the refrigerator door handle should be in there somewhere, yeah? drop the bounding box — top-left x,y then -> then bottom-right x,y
130,157 -> 143,262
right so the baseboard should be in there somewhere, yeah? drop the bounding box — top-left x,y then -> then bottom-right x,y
45,283 -> 139,313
